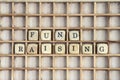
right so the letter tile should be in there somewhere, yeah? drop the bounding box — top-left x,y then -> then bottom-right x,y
15,43 -> 25,54
97,43 -> 108,54
41,30 -> 52,41
82,44 -> 93,54
27,44 -> 38,54
69,30 -> 80,41
69,44 -> 79,54
55,30 -> 66,41
41,43 -> 52,54
55,44 -> 65,54
28,30 -> 38,41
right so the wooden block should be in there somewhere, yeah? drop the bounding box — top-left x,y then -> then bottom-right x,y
69,44 -> 79,54
55,30 -> 66,41
28,30 -> 38,41
69,31 -> 79,41
97,43 -> 108,54
41,30 -> 51,41
27,44 -> 38,54
41,43 -> 52,54
15,43 -> 25,54
55,44 -> 65,54
82,44 -> 93,54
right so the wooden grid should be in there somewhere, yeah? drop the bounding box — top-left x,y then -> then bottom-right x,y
0,1 -> 120,80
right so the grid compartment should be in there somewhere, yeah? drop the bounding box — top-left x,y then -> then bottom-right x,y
14,2 -> 25,14
96,70 -> 108,80
0,17 -> 12,27
0,70 -> 11,80
14,70 -> 25,80
0,2 -> 12,14
0,30 -> 12,40
69,70 -> 80,80
14,57 -> 25,68
27,70 -> 39,80
55,70 -> 66,80
41,57 -> 52,68
0,57 -> 12,68
14,17 -> 25,27
82,70 -> 93,80
41,17 -> 53,27
0,43 -> 12,54
27,56 -> 39,68
42,70 -> 53,80
96,57 -> 108,68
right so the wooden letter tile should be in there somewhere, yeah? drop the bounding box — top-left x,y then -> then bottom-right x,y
15,43 -> 25,54
41,30 -> 51,41
97,43 -> 108,54
55,30 -> 66,41
27,44 -> 38,54
28,30 -> 38,41
69,30 -> 79,41
55,44 -> 65,54
41,43 -> 52,54
82,44 -> 93,54
69,44 -> 79,54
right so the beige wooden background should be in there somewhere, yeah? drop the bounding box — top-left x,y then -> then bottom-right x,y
0,1 -> 119,80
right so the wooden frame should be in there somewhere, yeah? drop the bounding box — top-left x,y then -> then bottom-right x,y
0,1 -> 119,80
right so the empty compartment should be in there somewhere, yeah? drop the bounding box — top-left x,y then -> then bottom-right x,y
41,17 -> 53,27
55,57 -> 66,68
55,70 -> 66,80
0,70 -> 11,80
0,43 -> 12,54
14,57 -> 25,68
96,57 -> 108,68
69,57 -> 80,68
28,17 -> 39,27
55,3 -> 66,14
96,3 -> 108,13
28,57 -> 39,68
82,70 -> 93,80
82,30 -> 93,41
55,17 -> 66,27
109,43 -> 120,54
0,57 -> 11,68
96,17 -> 108,27
42,2 -> 53,14
110,57 -> 120,68
14,30 -> 25,40
28,70 -> 39,80
14,70 -> 25,80
14,2 -> 25,14
69,3 -> 80,14
96,70 -> 108,80
110,17 -> 120,27
110,3 -> 120,14
69,17 -> 80,27
0,17 -> 12,27
109,30 -> 120,41
96,30 -> 108,41
14,17 -> 25,27
0,30 -> 12,41
82,17 -> 94,27
82,57 -> 93,68
82,3 -> 94,14
42,70 -> 52,80
28,2 -> 39,14
69,70 -> 80,80
110,71 -> 120,80
0,2 -> 12,14
41,57 -> 52,68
